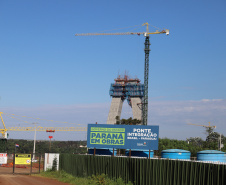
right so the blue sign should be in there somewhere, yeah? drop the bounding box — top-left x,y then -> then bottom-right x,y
87,124 -> 159,150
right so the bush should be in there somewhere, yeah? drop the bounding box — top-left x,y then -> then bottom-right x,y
51,156 -> 57,171
38,171 -> 132,185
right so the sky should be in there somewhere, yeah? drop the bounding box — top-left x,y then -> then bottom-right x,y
0,0 -> 226,141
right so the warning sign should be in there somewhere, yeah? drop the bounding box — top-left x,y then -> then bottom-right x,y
15,154 -> 31,165
0,153 -> 7,164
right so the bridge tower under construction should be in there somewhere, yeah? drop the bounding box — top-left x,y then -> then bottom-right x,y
107,75 -> 144,124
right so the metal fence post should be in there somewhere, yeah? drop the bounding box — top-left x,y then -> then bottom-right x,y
39,153 -> 41,173
13,150 -> 15,174
30,153 -> 33,175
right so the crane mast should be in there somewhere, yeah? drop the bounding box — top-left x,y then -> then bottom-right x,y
143,36 -> 150,125
0,112 -> 7,138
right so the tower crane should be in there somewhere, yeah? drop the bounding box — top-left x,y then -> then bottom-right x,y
75,23 -> 169,125
0,112 -> 7,138
0,112 -> 87,139
7,126 -> 87,132
187,122 -> 216,129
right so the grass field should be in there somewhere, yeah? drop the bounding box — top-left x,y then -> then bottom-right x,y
36,170 -> 133,185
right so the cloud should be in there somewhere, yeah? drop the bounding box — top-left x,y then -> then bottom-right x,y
201,99 -> 223,102
148,99 -> 226,139
120,99 -> 226,139
1,99 -> 226,141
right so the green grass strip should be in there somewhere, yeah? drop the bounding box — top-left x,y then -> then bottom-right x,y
35,170 -> 133,185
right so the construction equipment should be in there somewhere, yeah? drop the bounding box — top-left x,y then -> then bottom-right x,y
187,122 -> 216,129
7,126 -> 87,132
0,112 -> 87,138
0,112 -> 7,138
75,22 -> 169,125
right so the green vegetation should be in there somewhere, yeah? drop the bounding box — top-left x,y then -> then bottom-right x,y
116,116 -> 141,125
157,138 -> 203,157
157,127 -> 226,157
51,156 -> 58,171
114,117 -> 226,157
3,140 -> 87,154
1,127 -> 225,158
0,138 -> 7,152
37,170 -> 132,185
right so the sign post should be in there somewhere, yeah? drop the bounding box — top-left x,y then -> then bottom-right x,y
13,144 -> 19,174
49,136 -> 53,152
112,148 -> 115,157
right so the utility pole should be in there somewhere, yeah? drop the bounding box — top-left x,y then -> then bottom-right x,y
218,134 -> 223,151
219,134 -> 221,151
32,122 -> 37,161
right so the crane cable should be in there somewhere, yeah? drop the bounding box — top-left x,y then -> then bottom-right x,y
98,24 -> 140,33
2,112 -> 82,126
98,24 -> 164,34
3,114 -> 32,124
149,24 -> 164,31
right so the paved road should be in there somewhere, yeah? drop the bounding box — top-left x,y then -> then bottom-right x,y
0,174 -> 71,185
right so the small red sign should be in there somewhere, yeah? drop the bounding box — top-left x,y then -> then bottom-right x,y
49,136 -> 53,139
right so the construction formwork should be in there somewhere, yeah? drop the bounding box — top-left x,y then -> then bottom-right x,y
107,75 -> 144,124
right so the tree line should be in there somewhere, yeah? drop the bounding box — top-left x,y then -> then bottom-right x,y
116,117 -> 226,157
1,139 -> 87,154
1,119 -> 225,158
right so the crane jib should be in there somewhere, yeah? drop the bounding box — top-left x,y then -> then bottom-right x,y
75,30 -> 168,37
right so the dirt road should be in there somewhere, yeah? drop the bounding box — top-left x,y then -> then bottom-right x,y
0,167 -> 70,185
0,174 -> 71,185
